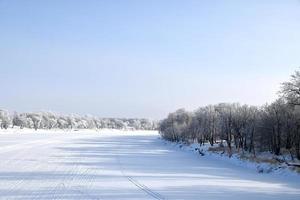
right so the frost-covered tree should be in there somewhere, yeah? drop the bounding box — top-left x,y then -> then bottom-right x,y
215,103 -> 235,155
0,109 -> 11,129
159,69 -> 300,159
26,113 -> 42,130
0,109 -> 157,131
281,69 -> 300,106
159,109 -> 191,142
12,112 -> 27,129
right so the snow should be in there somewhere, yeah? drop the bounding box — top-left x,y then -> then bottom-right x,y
166,141 -> 300,177
0,129 -> 299,200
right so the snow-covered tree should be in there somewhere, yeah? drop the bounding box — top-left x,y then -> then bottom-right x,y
281,69 -> 300,106
0,109 -> 11,129
12,112 -> 27,128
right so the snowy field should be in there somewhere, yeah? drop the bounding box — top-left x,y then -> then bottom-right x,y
0,130 -> 299,200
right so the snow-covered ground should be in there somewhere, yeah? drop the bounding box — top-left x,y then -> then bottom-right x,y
0,129 -> 299,200
164,140 -> 300,176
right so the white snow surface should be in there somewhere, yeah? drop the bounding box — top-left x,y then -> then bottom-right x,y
0,129 -> 299,200
167,141 -> 300,177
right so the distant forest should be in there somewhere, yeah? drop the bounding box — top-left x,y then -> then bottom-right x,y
159,69 -> 300,160
0,111 -> 157,131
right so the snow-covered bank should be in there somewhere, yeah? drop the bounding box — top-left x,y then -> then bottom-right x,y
161,139 -> 300,177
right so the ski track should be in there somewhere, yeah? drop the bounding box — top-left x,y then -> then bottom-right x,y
0,130 -> 299,200
117,154 -> 165,200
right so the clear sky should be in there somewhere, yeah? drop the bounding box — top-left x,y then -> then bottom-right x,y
0,0 -> 300,119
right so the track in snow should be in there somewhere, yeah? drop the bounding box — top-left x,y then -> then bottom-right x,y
0,130 -> 299,200
117,154 -> 165,200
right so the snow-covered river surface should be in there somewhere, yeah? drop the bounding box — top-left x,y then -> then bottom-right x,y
0,130 -> 299,200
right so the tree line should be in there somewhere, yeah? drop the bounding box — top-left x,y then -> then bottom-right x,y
159,70 -> 300,160
0,111 -> 157,131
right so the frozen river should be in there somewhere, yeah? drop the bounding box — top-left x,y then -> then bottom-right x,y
0,130 -> 299,200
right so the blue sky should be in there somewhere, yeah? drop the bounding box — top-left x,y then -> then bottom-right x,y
0,0 -> 300,119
